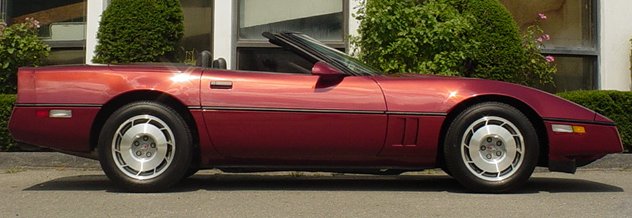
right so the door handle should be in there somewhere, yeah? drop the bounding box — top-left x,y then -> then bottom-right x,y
210,81 -> 233,89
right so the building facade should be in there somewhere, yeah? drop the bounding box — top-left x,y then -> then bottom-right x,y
1,0 -> 631,92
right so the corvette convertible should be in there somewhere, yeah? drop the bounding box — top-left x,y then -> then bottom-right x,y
9,32 -> 623,193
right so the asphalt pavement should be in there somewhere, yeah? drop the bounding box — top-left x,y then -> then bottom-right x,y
0,152 -> 631,217
1,152 -> 631,170
1,168 -> 631,217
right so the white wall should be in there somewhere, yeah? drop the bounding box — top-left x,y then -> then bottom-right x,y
85,0 -> 108,64
348,0 -> 362,54
599,0 -> 632,91
213,0 -> 236,69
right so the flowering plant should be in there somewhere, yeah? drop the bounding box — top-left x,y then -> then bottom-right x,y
520,13 -> 557,86
0,18 -> 50,93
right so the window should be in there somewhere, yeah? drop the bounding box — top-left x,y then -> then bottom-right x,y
502,0 -> 598,92
5,0 -> 87,65
236,0 -> 346,73
0,0 -> 7,21
181,0 -> 213,64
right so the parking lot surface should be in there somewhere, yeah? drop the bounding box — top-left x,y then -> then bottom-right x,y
1,168 -> 631,217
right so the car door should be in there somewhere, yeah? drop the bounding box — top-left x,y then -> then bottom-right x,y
200,68 -> 387,162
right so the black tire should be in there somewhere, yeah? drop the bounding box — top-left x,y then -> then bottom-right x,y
443,102 -> 538,193
98,102 -> 193,192
440,166 -> 453,177
183,165 -> 200,179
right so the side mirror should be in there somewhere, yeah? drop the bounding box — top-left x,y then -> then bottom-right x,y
311,61 -> 344,77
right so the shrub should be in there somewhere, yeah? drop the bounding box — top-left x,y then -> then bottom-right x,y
521,19 -> 557,87
0,94 -> 16,151
457,0 -> 554,85
558,90 -> 632,152
355,0 -> 555,86
0,19 -> 50,93
93,0 -> 184,64
354,0 -> 477,75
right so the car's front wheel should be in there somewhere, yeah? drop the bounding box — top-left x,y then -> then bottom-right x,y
444,102 -> 539,193
98,102 -> 193,192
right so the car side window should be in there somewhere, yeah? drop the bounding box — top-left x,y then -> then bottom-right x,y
237,47 -> 315,75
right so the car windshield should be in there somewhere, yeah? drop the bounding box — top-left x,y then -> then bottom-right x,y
288,33 -> 381,76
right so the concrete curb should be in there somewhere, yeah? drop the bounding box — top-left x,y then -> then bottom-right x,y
0,152 -> 630,170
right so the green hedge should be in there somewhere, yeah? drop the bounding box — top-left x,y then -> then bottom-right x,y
558,90 -> 632,152
0,94 -> 16,151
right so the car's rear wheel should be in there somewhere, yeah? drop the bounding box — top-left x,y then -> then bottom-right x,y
98,102 -> 192,192
444,102 -> 538,193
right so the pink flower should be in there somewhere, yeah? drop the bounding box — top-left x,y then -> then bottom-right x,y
25,17 -> 40,29
538,13 -> 548,20
541,34 -> 550,41
537,34 -> 551,43
545,55 -> 555,63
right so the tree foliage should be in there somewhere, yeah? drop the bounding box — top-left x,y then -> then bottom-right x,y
93,0 -> 184,64
355,0 -> 556,86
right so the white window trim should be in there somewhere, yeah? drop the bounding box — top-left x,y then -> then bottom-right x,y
85,0 -> 108,64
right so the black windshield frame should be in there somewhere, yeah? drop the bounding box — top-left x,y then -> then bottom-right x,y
264,32 -> 381,76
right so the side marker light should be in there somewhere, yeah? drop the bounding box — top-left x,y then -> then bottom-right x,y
552,124 -> 586,134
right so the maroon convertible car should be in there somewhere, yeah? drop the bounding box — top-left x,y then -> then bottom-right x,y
9,32 -> 623,193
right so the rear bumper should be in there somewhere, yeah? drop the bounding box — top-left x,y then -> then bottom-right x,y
545,120 -> 623,173
9,106 -> 100,153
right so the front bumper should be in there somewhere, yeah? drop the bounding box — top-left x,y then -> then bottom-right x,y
545,120 -> 623,173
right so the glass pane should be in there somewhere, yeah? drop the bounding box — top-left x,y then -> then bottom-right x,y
0,0 -> 7,21
181,0 -> 213,62
239,0 -> 344,41
501,0 -> 595,49
237,48 -> 315,74
538,56 -> 596,92
45,48 -> 85,65
6,0 -> 86,41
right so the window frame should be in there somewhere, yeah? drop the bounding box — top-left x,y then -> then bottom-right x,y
180,0 -> 215,61
235,0 -> 349,70
539,0 -> 600,91
3,0 -> 89,64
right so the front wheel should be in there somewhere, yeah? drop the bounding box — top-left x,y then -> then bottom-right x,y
444,102 -> 539,193
98,102 -> 193,192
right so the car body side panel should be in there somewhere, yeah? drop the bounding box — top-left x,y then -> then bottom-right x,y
15,65 -> 202,106
190,109 -> 223,164
205,110 -> 387,161
373,76 -> 596,121
380,115 -> 444,165
9,107 -> 98,152
545,121 -> 623,161
11,65 -> 204,155
200,70 -> 389,161
200,70 -> 386,111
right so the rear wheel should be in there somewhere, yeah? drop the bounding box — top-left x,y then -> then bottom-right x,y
444,102 -> 538,193
98,102 -> 192,192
